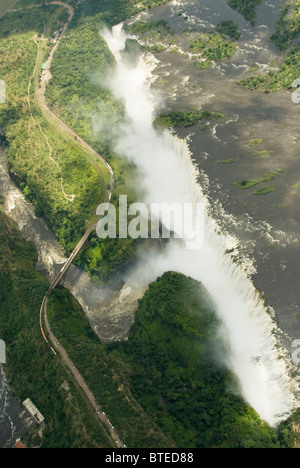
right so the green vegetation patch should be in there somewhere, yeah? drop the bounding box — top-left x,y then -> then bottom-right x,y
124,19 -> 176,53
248,138 -> 263,146
45,6 -> 152,280
233,171 -> 280,189
271,0 -> 300,51
69,0 -> 171,28
154,110 -> 226,128
190,32 -> 237,65
238,44 -> 300,92
254,150 -> 273,157
215,158 -> 240,164
216,20 -> 241,40
253,185 -> 276,195
227,0 -> 263,25
47,287 -> 174,448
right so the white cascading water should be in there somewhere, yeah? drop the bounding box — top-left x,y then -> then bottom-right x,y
102,24 -> 297,427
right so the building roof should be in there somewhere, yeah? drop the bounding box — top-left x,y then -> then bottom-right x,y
23,398 -> 45,424
15,440 -> 26,449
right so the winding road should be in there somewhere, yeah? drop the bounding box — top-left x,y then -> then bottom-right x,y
28,2 -> 123,448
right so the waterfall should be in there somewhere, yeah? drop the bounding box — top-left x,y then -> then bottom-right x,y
102,24 -> 297,427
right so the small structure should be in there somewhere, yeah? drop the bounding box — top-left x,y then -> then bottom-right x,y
22,398 -> 45,425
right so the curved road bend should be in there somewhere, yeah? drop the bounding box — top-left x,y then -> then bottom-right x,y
35,2 -> 123,448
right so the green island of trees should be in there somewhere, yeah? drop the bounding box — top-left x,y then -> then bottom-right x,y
216,20 -> 241,40
154,110 -> 226,128
190,31 -> 238,68
270,0 -> 300,51
238,44 -> 300,92
227,0 -> 263,25
232,171 -> 280,190
228,0 -> 300,51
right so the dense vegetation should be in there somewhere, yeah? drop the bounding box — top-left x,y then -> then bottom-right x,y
48,271 -> 284,448
154,110 -> 226,128
270,0 -> 300,51
0,210 -> 113,448
216,20 -> 241,40
238,44 -> 300,92
189,31 -> 238,69
47,287 -> 175,448
228,0 -> 300,50
113,272 -> 282,448
227,0 -> 263,25
45,19 -> 123,159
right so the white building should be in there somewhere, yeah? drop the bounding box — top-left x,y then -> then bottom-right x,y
23,398 -> 45,424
